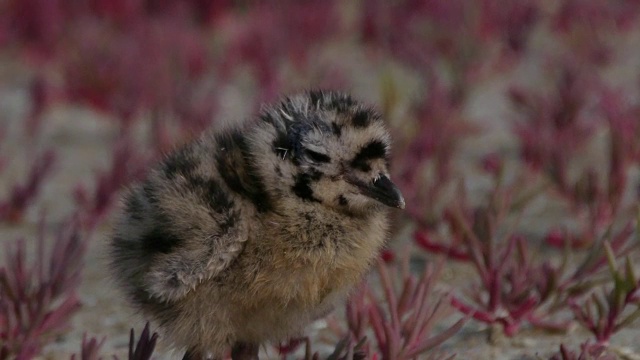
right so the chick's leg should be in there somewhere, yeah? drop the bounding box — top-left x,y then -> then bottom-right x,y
231,342 -> 259,360
182,348 -> 213,360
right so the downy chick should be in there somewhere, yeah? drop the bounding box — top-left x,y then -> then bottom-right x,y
109,90 -> 405,360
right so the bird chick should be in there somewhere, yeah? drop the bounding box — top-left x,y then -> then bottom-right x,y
109,90 -> 405,360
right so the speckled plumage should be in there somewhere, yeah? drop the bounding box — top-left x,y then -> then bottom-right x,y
109,90 -> 404,360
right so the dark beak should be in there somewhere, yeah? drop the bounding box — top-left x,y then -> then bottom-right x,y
352,174 -> 405,209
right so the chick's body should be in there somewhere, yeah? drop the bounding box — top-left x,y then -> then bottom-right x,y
110,91 -> 404,359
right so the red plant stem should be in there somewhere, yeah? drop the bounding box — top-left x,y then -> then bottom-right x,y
414,232 -> 470,261
376,259 -> 401,336
450,296 -> 495,323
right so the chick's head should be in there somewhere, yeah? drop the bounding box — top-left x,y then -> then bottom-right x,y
252,90 -> 405,216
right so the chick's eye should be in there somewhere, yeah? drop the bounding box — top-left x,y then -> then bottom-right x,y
304,149 -> 330,163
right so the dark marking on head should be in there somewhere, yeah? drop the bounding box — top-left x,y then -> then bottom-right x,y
351,140 -> 388,171
358,140 -> 387,159
215,129 -> 272,212
289,121 -> 314,143
331,122 -> 342,137
288,121 -> 317,165
292,172 -> 322,203
271,124 -> 292,160
351,161 -> 371,172
163,146 -> 197,179
304,149 -> 331,163
338,195 -> 348,206
308,168 -> 323,181
352,110 -> 371,128
308,90 -> 323,107
272,128 -> 291,160
326,94 -> 355,112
